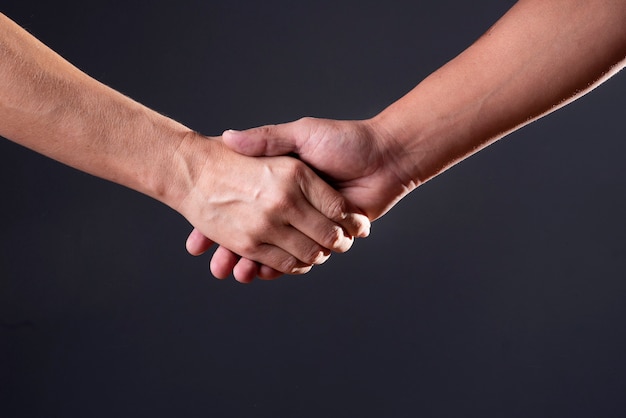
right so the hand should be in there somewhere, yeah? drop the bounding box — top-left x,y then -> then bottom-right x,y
177,134 -> 370,282
187,117 -> 414,282
222,117 -> 415,220
0,13 -> 369,285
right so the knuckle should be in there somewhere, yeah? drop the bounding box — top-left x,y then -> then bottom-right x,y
297,116 -> 318,127
313,249 -> 331,265
277,256 -> 300,274
297,116 -> 324,138
274,254 -> 315,275
297,116 -> 314,126
284,158 -> 305,179
258,124 -> 277,137
267,192 -> 295,214
325,195 -> 348,222
324,225 -> 342,246
322,225 -> 350,253
302,244 -> 329,265
238,236 -> 262,257
265,179 -> 300,214
249,218 -> 272,239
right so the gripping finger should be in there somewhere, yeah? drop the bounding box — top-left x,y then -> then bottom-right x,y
297,168 -> 371,247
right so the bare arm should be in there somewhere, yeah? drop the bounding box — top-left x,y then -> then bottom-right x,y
374,0 -> 626,192
0,13 -> 369,282
0,13 -> 190,200
219,0 -> 626,221
203,0 -> 626,273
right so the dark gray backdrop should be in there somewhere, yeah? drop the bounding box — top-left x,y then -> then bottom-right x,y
2,1 -> 626,417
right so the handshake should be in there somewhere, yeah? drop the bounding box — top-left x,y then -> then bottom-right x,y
0,13 -> 418,285
3,0 -> 623,284
179,117 -> 418,283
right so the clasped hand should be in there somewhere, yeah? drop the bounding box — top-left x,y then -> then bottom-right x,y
186,117 -> 415,283
177,132 -> 373,283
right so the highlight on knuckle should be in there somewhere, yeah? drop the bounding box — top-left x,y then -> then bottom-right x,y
238,235 -> 263,257
323,225 -> 345,251
297,116 -> 317,128
326,196 -> 347,222
250,217 -> 273,238
302,244 -> 327,265
277,255 -> 300,274
267,192 -> 294,215
284,158 -> 305,182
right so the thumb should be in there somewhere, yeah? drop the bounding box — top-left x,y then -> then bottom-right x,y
222,123 -> 302,157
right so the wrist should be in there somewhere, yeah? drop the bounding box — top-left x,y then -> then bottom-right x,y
146,126 -> 217,214
368,76 -> 488,190
365,113 -> 423,194
79,83 -> 221,218
98,95 -> 214,213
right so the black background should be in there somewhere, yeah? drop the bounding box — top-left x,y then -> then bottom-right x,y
2,1 -> 626,417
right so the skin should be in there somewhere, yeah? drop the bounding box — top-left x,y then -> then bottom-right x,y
0,12 -> 370,284
189,0 -> 626,279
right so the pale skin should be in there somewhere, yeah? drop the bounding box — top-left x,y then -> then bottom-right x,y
189,0 -> 626,278
0,12 -> 371,284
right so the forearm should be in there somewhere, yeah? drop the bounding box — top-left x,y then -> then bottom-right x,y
371,0 -> 626,189
0,12 -> 370,278
0,12 -> 195,209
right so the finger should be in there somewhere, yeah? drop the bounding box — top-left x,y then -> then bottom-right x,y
210,245 -> 240,279
186,228 -> 215,255
338,212 -> 370,238
222,122 -> 303,157
260,223 -> 332,267
205,224 -> 318,278
287,205 -> 353,254
233,260 -> 284,282
257,264 -> 284,280
296,169 -> 371,249
234,260 -> 283,281
247,242 -> 314,276
210,246 -> 284,282
232,258 -> 260,284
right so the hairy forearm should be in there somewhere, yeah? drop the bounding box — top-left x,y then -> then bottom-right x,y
371,0 -> 626,189
0,12 -> 196,208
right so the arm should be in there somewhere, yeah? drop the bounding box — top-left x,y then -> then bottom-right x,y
0,13 -> 369,283
372,0 -> 626,194
212,0 -> 626,222
198,0 -> 626,273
